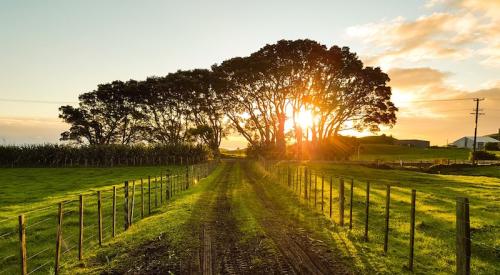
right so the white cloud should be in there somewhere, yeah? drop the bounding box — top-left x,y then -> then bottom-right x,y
346,1 -> 500,67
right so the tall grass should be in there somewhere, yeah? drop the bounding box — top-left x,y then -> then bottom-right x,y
0,144 -> 208,168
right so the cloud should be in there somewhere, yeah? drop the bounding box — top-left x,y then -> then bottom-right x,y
387,66 -> 500,119
388,67 -> 451,89
384,65 -> 500,143
0,117 -> 66,145
346,1 -> 500,67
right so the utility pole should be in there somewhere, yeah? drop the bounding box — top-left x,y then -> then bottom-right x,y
471,98 -> 484,165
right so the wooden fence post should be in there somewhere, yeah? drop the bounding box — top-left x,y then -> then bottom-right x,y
186,165 -> 190,189
314,174 -> 318,209
97,191 -> 102,246
456,197 -> 471,275
409,189 -> 416,271
329,176 -> 333,218
140,179 -> 144,219
112,187 -> 116,237
287,166 -> 291,188
166,173 -> 170,200
384,185 -> 391,254
174,174 -> 177,195
168,174 -> 172,199
297,168 -> 302,198
309,171 -> 312,203
304,168 -> 308,200
321,175 -> 324,213
364,181 -> 370,242
160,173 -> 163,204
19,215 -> 27,275
148,176 -> 151,215
124,181 -> 129,230
130,181 -> 135,226
79,195 -> 84,260
54,202 -> 63,275
154,177 -> 158,208
339,178 -> 345,226
349,179 -> 354,230
295,167 -> 298,193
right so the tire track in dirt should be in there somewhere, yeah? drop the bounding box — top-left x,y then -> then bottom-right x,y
200,160 -> 253,275
242,162 -> 352,275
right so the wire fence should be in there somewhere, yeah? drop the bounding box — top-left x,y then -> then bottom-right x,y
265,161 -> 499,274
0,160 -> 217,275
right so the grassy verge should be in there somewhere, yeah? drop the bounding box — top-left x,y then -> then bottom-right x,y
275,161 -> 499,274
358,144 -> 470,161
0,166 -> 185,217
0,165 -> 192,274
70,163 -> 225,274
434,165 -> 500,178
241,161 -> 357,272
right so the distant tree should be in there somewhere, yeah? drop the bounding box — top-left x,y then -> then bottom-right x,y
169,69 -> 227,156
132,70 -> 227,155
135,76 -> 191,144
358,134 -> 397,145
59,80 -> 145,144
485,142 -> 499,151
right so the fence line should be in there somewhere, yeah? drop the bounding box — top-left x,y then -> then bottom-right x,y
0,160 -> 218,275
264,161 -> 495,274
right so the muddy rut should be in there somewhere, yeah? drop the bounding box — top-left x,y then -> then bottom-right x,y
103,161 -> 352,274
199,161 -> 350,275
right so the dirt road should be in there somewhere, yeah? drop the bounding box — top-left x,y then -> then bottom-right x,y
103,160 -> 352,274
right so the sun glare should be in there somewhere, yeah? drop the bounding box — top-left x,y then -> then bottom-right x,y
296,109 -> 314,129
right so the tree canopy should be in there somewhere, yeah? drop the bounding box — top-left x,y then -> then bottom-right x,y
59,39 -> 398,159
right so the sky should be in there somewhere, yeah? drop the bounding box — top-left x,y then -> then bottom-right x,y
0,0 -> 499,148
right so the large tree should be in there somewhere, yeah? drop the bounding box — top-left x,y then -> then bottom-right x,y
59,39 -> 397,159
59,80 -> 145,144
307,46 -> 397,145
214,39 -> 397,155
180,69 -> 227,157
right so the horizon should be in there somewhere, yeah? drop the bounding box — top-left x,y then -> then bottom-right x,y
1,0 -> 499,147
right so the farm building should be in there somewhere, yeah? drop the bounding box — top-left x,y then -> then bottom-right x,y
395,139 -> 430,148
451,136 -> 500,150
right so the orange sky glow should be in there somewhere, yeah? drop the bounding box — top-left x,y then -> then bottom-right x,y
0,0 -> 499,148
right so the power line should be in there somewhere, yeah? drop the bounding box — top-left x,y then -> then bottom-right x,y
409,98 -> 478,103
0,98 -> 77,105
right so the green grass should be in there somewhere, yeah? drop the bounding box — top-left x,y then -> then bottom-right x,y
69,163 -> 224,274
357,144 -> 470,161
0,165 -> 192,274
436,165 -> 500,178
275,161 -> 499,274
490,151 -> 500,158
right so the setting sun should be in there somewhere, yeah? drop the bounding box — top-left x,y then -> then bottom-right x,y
296,109 -> 314,129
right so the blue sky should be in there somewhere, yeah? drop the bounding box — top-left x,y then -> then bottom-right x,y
0,0 -> 499,146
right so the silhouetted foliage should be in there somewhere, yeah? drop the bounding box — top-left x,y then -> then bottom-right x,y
485,142 -> 499,151
214,40 -> 397,157
358,134 -> 397,145
59,39 -> 397,160
470,150 -> 497,160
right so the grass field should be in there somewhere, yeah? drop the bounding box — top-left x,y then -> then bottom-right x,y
71,161 -> 357,274
275,161 -> 499,274
357,144 -> 471,161
0,165 -> 191,274
70,163 -> 226,274
1,160 -> 498,274
436,165 -> 500,178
